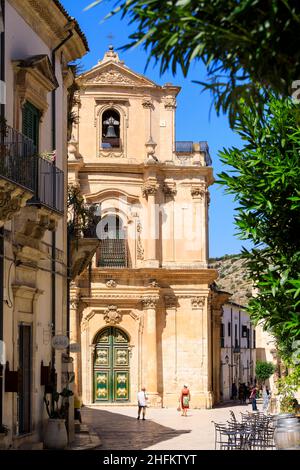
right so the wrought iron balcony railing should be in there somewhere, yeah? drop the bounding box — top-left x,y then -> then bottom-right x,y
0,124 -> 35,191
28,157 -> 64,214
0,125 -> 64,213
97,239 -> 128,268
175,141 -> 193,154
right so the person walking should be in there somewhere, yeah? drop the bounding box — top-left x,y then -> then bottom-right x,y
250,384 -> 258,411
262,386 -> 270,413
179,385 -> 191,417
137,387 -> 148,420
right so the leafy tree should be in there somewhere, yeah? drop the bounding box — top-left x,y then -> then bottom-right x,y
277,366 -> 300,412
255,361 -> 275,384
218,94 -> 300,359
86,0 -> 300,125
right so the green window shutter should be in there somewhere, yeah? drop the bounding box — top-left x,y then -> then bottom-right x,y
22,101 -> 40,149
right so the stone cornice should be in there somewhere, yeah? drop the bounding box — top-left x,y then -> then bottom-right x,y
80,267 -> 218,284
76,162 -> 214,185
8,0 -> 88,62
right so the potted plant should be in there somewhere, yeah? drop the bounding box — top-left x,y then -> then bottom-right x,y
43,386 -> 73,450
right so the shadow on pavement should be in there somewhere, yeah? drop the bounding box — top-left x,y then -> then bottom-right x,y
82,407 -> 191,450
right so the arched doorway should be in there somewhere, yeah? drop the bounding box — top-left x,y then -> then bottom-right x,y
93,327 -> 130,402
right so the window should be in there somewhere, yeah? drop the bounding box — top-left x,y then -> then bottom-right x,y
220,323 -> 224,348
97,215 -> 127,268
253,330 -> 256,348
228,322 -> 231,337
242,325 -> 248,338
22,101 -> 40,149
247,328 -> 250,349
101,109 -> 120,149
234,324 -> 239,348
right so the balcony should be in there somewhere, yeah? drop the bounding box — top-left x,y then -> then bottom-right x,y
0,125 -> 64,216
0,125 -> 35,191
97,239 -> 128,268
28,157 -> 64,214
175,141 -> 194,154
174,140 -> 212,166
0,126 -> 34,226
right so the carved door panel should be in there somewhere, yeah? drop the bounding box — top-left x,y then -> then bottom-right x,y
94,327 -> 130,403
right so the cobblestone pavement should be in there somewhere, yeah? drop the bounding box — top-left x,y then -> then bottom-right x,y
82,402 -> 257,450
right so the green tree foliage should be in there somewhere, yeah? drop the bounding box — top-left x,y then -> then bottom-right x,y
86,0 -> 300,125
255,361 -> 275,384
218,94 -> 300,359
277,367 -> 300,412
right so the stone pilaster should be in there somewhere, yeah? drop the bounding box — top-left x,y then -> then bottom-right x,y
141,296 -> 161,406
142,179 -> 159,267
70,297 -> 87,397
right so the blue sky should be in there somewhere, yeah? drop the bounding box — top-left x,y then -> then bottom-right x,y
62,0 -> 253,258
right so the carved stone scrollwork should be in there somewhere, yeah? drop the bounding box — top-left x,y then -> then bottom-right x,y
147,279 -> 159,288
163,183 -> 177,198
142,97 -> 154,109
104,305 -> 122,325
191,184 -> 207,199
136,221 -> 144,260
98,151 -> 124,159
87,69 -> 136,86
191,296 -> 206,309
142,180 -> 159,198
164,295 -> 177,309
129,310 -> 141,321
163,96 -> 177,110
106,279 -> 117,288
191,183 -> 210,201
0,182 -> 33,227
141,296 -> 159,309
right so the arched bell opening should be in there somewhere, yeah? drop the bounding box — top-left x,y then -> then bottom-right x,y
101,109 -> 121,149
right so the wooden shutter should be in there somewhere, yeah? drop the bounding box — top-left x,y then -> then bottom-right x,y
22,101 -> 40,149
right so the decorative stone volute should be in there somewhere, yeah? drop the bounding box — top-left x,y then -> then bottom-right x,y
191,296 -> 206,309
191,184 -> 207,199
164,295 -> 177,309
0,180 -> 33,227
142,179 -> 159,198
163,182 -> 177,198
141,296 -> 159,309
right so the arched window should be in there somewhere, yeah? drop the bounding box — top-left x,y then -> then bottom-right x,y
97,215 -> 127,267
101,109 -> 120,149
99,214 -> 124,240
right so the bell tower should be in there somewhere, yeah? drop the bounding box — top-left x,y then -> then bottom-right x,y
68,47 -> 226,409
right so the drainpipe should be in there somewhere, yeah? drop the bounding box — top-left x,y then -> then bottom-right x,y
51,26 -> 74,370
0,0 -> 5,429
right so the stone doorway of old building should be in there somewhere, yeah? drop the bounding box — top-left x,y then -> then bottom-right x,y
93,327 -> 130,403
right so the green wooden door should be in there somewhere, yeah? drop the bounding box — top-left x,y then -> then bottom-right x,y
94,327 -> 130,402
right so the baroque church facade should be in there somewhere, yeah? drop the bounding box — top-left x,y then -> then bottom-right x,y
68,47 -> 228,409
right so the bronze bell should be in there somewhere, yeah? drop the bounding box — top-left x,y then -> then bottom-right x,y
104,116 -> 119,138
